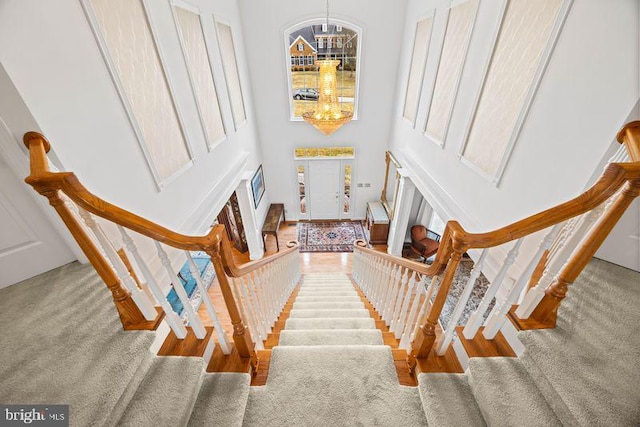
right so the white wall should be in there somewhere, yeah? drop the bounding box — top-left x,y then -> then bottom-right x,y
0,0 -> 265,236
389,0 -> 639,235
237,0 -> 408,220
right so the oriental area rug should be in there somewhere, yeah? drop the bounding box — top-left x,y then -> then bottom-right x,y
297,221 -> 366,253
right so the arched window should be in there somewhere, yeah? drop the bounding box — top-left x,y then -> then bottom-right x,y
285,19 -> 361,120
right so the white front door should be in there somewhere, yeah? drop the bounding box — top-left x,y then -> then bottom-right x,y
308,160 -> 341,219
0,128 -> 76,289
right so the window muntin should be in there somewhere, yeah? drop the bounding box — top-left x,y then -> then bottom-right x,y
286,20 -> 360,120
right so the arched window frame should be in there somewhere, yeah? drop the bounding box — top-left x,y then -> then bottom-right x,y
284,18 -> 362,121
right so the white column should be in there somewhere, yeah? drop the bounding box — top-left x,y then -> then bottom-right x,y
387,170 -> 416,256
235,171 -> 264,260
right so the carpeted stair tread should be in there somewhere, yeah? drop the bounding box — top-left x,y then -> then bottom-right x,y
515,259 -> 640,425
417,373 -> 486,427
294,295 -> 362,302
243,346 -> 427,426
285,317 -> 376,330
288,309 -> 370,318
518,323 -> 640,425
467,357 -> 560,427
299,285 -> 355,290
0,262 -> 157,427
292,301 -> 364,310
118,356 -> 204,427
296,291 -> 359,297
279,329 -> 384,346
297,287 -> 357,292
188,373 -> 251,427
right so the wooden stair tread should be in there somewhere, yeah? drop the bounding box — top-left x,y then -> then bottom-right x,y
158,326 -> 214,357
455,326 -> 516,358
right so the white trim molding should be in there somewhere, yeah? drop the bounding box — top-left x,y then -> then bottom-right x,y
170,0 -> 227,152
80,0 -> 196,191
402,10 -> 436,129
423,0 -> 480,148
458,0 -> 574,186
214,17 -> 248,131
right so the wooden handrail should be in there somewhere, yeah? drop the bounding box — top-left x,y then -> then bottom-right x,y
22,131 -> 299,370
355,120 -> 640,370
22,132 -> 295,277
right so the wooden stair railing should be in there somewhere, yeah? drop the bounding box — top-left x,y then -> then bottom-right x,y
353,121 -> 640,373
23,132 -> 301,373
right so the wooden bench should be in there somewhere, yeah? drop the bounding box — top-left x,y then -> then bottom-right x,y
262,203 -> 286,251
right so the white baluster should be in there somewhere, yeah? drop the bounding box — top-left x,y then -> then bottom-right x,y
411,275 -> 439,343
185,251 -> 231,354
154,241 -> 206,338
463,239 -> 523,339
78,209 -> 157,321
483,224 -> 562,339
238,275 -> 264,348
383,265 -> 402,323
437,250 -> 488,355
400,275 -> 428,350
516,201 -> 609,318
231,277 -> 259,346
395,271 -> 418,339
117,226 -> 187,338
390,268 -> 409,333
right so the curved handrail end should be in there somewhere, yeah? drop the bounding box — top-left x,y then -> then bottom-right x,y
24,131 -> 51,152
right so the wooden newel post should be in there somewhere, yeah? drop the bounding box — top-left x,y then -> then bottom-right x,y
22,132 -> 159,330
206,236 -> 258,373
530,179 -> 640,326
408,244 -> 465,371
617,121 -> 640,162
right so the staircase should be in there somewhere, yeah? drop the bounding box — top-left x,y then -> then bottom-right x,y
2,259 -> 639,425
8,124 -> 640,425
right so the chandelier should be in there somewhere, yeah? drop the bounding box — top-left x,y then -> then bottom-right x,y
302,1 -> 353,136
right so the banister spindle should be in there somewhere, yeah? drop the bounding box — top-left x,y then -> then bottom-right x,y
395,271 -> 418,339
185,251 -> 231,354
530,180 -> 640,325
463,240 -> 523,339
207,245 -> 257,369
79,208 -> 158,321
118,226 -> 187,338
437,249 -> 488,355
390,268 -> 409,333
410,250 -> 464,365
155,241 -> 206,338
483,224 -> 561,339
400,275 -> 428,350
516,205 -> 606,318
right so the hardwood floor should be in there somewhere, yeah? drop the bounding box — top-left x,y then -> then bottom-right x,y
195,221 -> 463,383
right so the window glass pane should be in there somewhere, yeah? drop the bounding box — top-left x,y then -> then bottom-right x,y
343,164 -> 351,214
297,165 -> 306,214
287,23 -> 358,118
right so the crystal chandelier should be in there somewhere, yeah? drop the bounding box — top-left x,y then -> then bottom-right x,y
302,1 -> 353,136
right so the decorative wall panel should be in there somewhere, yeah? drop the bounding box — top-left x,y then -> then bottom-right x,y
173,4 -> 226,149
216,22 -> 247,129
87,0 -> 191,184
403,15 -> 434,126
462,0 -> 563,181
425,0 -> 478,145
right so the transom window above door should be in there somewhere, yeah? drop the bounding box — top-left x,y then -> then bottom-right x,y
285,20 -> 361,121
